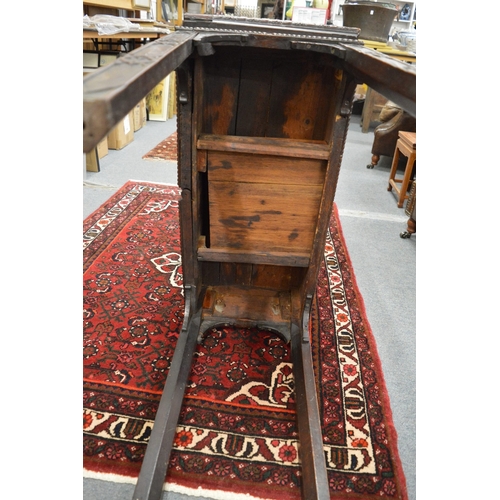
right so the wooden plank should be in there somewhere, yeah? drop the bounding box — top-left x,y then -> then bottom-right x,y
303,77 -> 357,297
176,60 -> 194,190
200,51 -> 241,135
179,189 -> 196,286
198,247 -> 310,267
235,56 -> 273,137
234,263 -> 253,286
197,149 -> 208,172
218,262 -> 264,287
182,14 -> 361,41
201,261 -> 220,284
208,181 -> 322,255
266,58 -> 338,140
251,265 -> 292,290
207,151 -> 326,186
342,44 -> 416,116
200,286 -> 292,330
83,31 -> 196,152
198,134 -> 330,160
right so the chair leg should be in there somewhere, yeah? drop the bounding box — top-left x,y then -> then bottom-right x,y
367,154 -> 379,169
290,321 -> 329,499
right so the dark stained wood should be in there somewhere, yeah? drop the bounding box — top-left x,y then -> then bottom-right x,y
201,260 -> 220,284
200,50 -> 241,135
132,286 -> 202,500
198,246 -> 310,267
83,31 -> 196,152
342,44 -> 416,116
182,14 -> 361,41
235,56 -> 274,137
178,189 -> 195,286
176,60 -> 195,190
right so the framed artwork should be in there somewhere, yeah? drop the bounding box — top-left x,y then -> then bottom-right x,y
83,51 -> 99,69
398,3 -> 412,21
99,53 -> 118,67
146,76 -> 170,121
261,2 -> 274,18
291,7 -> 327,25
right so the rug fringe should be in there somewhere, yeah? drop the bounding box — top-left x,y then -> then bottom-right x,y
83,469 -> 270,499
128,179 -> 179,188
83,468 -> 136,485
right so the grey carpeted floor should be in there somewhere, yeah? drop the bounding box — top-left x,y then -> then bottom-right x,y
83,114 -> 416,500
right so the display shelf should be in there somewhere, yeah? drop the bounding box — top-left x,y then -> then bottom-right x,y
392,1 -> 415,27
84,0 -> 150,10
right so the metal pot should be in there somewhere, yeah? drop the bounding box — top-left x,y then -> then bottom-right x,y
342,1 -> 397,43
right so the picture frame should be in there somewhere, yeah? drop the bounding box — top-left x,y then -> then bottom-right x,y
291,7 -> 327,25
99,53 -> 118,67
83,51 -> 120,69
83,51 -> 99,69
146,76 -> 170,121
261,2 -> 274,18
398,3 -> 412,21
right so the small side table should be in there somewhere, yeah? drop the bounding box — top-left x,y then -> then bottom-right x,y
388,131 -> 416,208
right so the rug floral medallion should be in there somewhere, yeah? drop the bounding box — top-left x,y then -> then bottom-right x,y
83,181 -> 408,500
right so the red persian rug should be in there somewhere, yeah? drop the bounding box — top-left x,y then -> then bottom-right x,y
142,132 -> 178,161
83,180 -> 408,500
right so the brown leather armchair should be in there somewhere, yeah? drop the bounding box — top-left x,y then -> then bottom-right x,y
367,106 -> 416,169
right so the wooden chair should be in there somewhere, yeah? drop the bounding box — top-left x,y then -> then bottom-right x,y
388,131 -> 416,208
83,15 -> 416,500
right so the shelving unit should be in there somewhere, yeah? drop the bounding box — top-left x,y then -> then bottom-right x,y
83,0 -> 150,10
391,0 -> 416,30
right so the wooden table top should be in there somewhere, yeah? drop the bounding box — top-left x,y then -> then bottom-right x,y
83,28 -> 170,39
399,131 -> 416,148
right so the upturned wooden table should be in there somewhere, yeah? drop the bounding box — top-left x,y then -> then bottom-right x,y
83,15 -> 416,500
